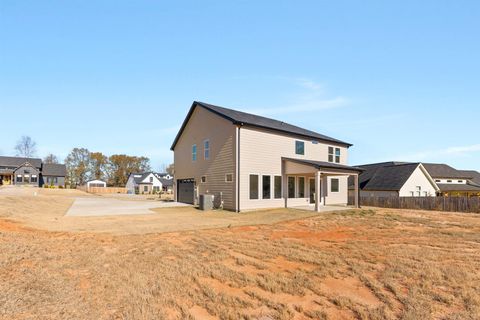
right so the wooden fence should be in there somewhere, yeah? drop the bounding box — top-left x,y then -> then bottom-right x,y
349,196 -> 480,214
77,186 -> 128,194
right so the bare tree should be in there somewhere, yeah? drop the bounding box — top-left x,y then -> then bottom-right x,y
15,136 -> 37,158
43,154 -> 59,164
166,163 -> 174,176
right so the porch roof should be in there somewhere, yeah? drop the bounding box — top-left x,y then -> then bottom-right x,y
282,158 -> 364,174
0,169 -> 14,175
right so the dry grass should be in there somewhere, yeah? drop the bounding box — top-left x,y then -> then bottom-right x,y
1,193 -> 480,319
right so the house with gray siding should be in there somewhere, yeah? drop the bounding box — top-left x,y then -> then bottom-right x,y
0,156 -> 66,187
171,101 -> 363,212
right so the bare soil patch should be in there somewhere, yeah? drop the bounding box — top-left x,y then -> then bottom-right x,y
1,191 -> 480,319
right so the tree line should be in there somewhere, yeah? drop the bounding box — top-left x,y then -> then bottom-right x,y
65,148 -> 151,187
10,136 -> 173,188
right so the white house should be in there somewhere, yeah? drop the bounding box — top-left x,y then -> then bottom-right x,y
351,162 -> 480,197
126,172 -> 165,194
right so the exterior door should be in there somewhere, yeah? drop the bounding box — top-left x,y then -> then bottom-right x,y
309,178 -> 315,203
178,179 -> 195,205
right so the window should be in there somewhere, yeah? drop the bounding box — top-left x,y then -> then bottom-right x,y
298,177 -> 305,198
54,177 -> 58,183
424,191 -> 428,196
16,175 -> 23,183
225,174 -> 233,182
447,180 -> 452,183
144,186 -> 148,192
435,179 -> 441,183
262,175 -> 271,199
192,145 -> 197,161
150,177 -> 153,183
295,141 -> 305,155
201,176 -> 207,183
24,175 -> 30,183
31,175 -> 38,183
249,175 -> 259,199
416,186 -> 421,197
274,176 -> 282,199
204,140 -> 210,160
288,176 -> 296,198
410,191 -> 414,197
153,186 -> 160,193
331,179 -> 339,192
328,147 -> 341,163
458,180 -> 463,183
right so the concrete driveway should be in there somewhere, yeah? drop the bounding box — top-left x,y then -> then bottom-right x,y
66,197 -> 189,217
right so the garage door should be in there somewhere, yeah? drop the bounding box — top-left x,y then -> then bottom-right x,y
177,179 -> 195,204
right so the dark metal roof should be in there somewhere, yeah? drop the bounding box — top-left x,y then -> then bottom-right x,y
437,183 -> 480,192
0,156 -> 42,169
361,163 -> 421,191
282,157 -> 364,173
42,164 -> 67,177
171,101 -> 352,150
422,163 -> 473,179
159,178 -> 174,187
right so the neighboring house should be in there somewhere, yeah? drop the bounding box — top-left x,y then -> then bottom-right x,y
349,162 -> 438,197
157,173 -> 173,180
42,163 -> 67,187
126,172 -> 166,194
423,164 -> 480,197
351,162 -> 480,197
171,101 -> 363,212
0,156 -> 66,187
159,178 -> 174,193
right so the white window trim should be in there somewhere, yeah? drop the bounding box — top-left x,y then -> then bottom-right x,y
330,178 -> 340,193
274,175 -> 282,199
204,139 -> 210,160
295,140 -> 305,156
297,176 -> 306,198
262,175 -> 272,200
249,173 -> 260,200
201,176 -> 207,183
225,173 -> 233,183
287,175 -> 296,199
192,144 -> 197,162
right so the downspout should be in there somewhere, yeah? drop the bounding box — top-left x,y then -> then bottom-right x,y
236,125 -> 241,212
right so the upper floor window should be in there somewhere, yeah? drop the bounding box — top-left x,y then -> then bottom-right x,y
192,144 -> 197,161
328,147 -> 341,163
295,141 -> 305,155
150,177 -> 153,183
204,140 -> 210,160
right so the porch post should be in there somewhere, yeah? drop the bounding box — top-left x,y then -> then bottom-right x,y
315,171 -> 321,212
354,174 -> 360,208
282,159 -> 288,208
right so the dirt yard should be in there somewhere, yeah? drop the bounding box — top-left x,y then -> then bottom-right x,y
1,189 -> 480,319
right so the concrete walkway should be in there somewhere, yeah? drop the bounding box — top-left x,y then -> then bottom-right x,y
66,197 -> 189,217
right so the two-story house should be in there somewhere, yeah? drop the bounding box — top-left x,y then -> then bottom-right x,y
171,101 -> 363,212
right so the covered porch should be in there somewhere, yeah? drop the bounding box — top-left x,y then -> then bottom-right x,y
0,169 -> 13,186
281,158 -> 364,212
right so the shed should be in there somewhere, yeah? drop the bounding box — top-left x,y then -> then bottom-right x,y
87,180 -> 107,188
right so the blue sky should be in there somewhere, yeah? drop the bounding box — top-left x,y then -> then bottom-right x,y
1,0 -> 479,171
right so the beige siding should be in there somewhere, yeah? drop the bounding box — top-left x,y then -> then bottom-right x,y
239,126 -> 350,210
174,107 -> 237,210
